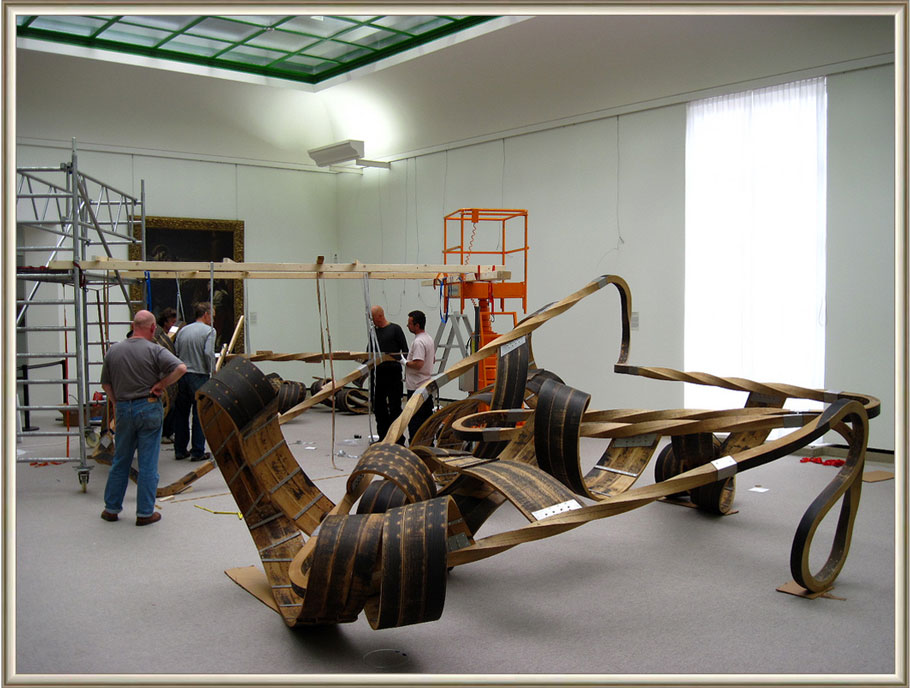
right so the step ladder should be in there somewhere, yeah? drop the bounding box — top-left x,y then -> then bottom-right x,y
433,312 -> 476,392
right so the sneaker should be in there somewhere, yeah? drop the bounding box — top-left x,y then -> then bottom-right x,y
161,435 -> 174,445
190,452 -> 212,462
175,453 -> 189,461
100,510 -> 118,522
135,512 -> 161,526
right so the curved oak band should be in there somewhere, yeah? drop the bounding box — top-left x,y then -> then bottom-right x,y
193,274 -> 878,631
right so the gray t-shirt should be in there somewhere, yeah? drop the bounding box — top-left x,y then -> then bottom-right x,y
100,336 -> 182,401
175,321 -> 216,375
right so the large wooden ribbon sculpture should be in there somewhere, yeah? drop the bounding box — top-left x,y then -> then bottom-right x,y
196,274 -> 879,628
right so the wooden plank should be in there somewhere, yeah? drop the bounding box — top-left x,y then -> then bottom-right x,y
65,257 -> 509,280
92,270 -> 512,281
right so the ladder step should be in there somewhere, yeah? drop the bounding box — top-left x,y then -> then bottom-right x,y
17,325 -> 76,332
17,378 -> 77,385
83,240 -> 136,246
16,457 -> 83,464
16,299 -> 75,305
82,301 -> 139,307
17,430 -> 82,438
17,193 -> 73,200
17,246 -> 75,252
16,352 -> 76,359
16,273 -> 74,284
18,404 -> 78,411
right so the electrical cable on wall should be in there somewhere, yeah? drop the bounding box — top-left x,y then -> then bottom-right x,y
595,116 -> 626,270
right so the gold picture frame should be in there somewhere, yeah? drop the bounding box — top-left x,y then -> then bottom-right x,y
130,216 -> 244,352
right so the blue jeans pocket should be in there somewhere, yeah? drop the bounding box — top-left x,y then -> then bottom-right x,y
140,402 -> 163,430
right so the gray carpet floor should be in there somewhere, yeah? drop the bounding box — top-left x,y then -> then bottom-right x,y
10,406 -> 901,686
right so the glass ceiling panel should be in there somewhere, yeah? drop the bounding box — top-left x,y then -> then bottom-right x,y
337,25 -> 400,49
246,29 -> 318,52
119,16 -> 199,32
28,16 -> 109,36
372,16 -> 451,34
96,24 -> 173,47
192,17 -> 262,42
16,14 -> 496,84
303,40 -> 371,62
160,34 -> 232,58
222,15 -> 292,27
220,45 -> 287,66
278,16 -> 357,38
283,54 -> 329,72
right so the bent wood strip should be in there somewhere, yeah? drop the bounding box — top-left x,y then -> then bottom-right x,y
383,274 -> 633,444
191,272 -> 878,627
615,364 -> 881,419
277,381 -> 307,414
790,401 -> 867,592
346,443 -> 437,506
472,335 -> 531,458
364,497 -> 451,629
409,393 -> 493,450
356,479 -> 410,514
91,446 -> 216,497
297,513 -> 383,624
411,447 -> 508,536
197,371 -> 308,627
583,436 -> 660,499
460,460 -> 581,522
446,399 -> 869,570
534,379 -> 591,496
278,357 -> 390,424
240,414 -> 334,536
155,460 -> 216,497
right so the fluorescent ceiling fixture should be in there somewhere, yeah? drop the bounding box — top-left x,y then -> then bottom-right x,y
307,139 -> 389,169
15,14 -> 496,85
307,139 -> 364,165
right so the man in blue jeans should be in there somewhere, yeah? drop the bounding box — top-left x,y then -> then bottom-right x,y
100,310 -> 186,526
174,301 -> 216,461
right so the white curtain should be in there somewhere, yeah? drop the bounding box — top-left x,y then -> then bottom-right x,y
684,77 -> 827,412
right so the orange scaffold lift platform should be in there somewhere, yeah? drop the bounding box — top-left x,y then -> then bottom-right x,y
442,208 -> 529,391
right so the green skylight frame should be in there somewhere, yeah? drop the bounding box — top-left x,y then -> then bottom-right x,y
16,14 -> 495,84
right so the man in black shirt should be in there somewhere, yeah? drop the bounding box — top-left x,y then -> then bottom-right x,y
367,306 -> 408,442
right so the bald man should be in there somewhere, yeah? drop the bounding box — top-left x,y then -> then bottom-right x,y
100,310 -> 186,526
367,306 -> 408,441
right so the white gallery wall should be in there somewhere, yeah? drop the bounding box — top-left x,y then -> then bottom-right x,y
334,107 -> 686,415
332,66 -> 895,450
13,20 -> 897,450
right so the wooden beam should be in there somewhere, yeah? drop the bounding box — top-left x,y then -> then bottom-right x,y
64,257 -> 509,281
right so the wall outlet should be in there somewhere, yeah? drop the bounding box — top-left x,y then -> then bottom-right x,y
249,311 -> 257,324
630,311 -> 639,330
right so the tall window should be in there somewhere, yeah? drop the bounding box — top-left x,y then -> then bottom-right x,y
684,77 -> 827,411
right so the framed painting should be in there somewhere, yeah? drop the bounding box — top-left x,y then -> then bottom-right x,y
130,216 -> 244,352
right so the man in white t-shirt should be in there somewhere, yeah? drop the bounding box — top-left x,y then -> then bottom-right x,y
404,309 -> 435,445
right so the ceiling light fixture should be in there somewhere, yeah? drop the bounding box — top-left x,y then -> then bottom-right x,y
307,139 -> 390,169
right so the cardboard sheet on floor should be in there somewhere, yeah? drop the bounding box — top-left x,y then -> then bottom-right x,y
658,496 -> 738,515
777,580 -> 845,600
863,470 -> 894,483
225,566 -> 280,614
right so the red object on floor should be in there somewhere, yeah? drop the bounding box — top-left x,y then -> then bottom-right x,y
800,456 -> 845,467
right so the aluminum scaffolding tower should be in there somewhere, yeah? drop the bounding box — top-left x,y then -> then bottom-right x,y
16,140 -> 146,490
